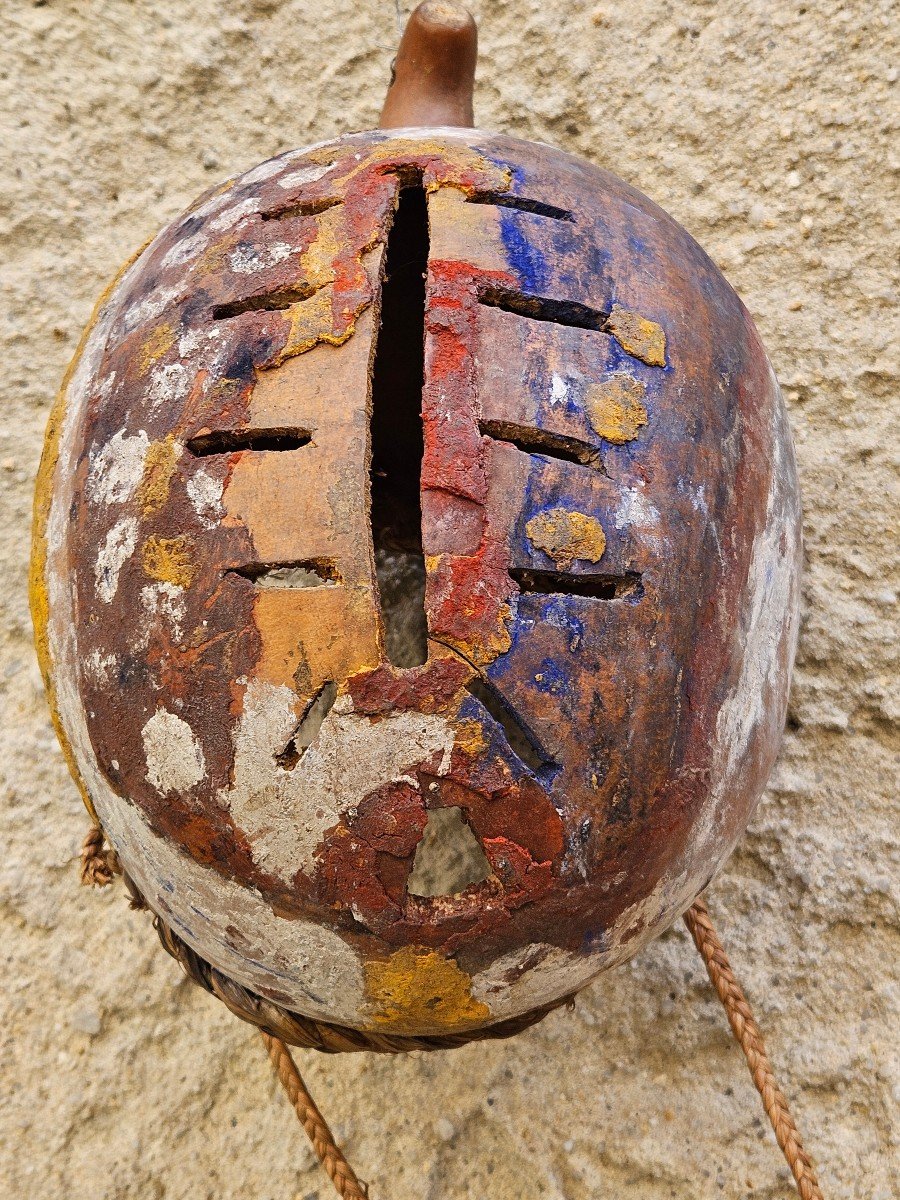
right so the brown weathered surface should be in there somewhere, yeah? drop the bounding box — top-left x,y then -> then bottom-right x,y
2,4 -> 897,1198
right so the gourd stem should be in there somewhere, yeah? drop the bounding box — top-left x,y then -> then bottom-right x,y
379,2 -> 477,129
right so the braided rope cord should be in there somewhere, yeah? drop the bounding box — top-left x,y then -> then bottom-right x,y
683,897 -> 823,1200
261,1032 -> 369,1199
81,824 -> 824,1199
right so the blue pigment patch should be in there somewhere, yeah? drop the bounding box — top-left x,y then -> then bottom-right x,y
532,658 -> 570,696
584,239 -> 613,287
489,595 -> 587,688
499,208 -> 548,293
626,231 -> 651,262
540,596 -> 586,650
581,928 -> 610,955
486,605 -> 536,682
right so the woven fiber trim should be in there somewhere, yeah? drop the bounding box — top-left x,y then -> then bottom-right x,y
83,830 -> 823,1197
138,877 -> 575,1054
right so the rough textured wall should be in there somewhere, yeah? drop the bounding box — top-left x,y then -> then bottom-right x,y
1,1 -> 896,1198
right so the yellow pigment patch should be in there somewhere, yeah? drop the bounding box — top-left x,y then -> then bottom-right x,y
307,137 -> 511,197
471,600 -> 513,666
427,188 -> 507,273
454,717 -> 489,758
300,204 -> 343,290
267,209 -> 385,367
526,508 -> 607,571
137,322 -> 176,375
206,375 -> 245,407
606,305 -> 666,367
365,945 -> 490,1031
135,435 -> 180,514
195,240 -> 233,276
437,621 -> 513,670
306,145 -> 341,167
585,375 -> 648,444
141,535 -> 195,588
274,286 -> 356,363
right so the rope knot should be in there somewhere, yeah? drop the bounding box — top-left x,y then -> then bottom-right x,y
80,824 -> 119,888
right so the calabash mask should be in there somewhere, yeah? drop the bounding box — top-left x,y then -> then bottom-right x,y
32,5 -> 801,1042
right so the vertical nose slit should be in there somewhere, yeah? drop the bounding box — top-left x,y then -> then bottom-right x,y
368,171 -> 430,668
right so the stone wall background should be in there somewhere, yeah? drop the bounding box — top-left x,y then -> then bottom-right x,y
1,1 -> 896,1197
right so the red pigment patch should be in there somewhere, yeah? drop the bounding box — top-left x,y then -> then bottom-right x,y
315,779 -> 427,920
426,318 -> 470,381
427,767 -> 564,869
421,488 -> 484,556
420,260 -> 515,503
422,344 -> 482,499
426,546 -> 515,646
347,655 -> 470,716
472,776 -> 564,865
420,260 -> 521,657
481,836 -> 553,902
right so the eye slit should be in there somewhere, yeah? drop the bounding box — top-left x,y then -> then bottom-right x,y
510,567 -> 643,601
261,196 -> 341,221
186,428 -> 312,456
478,419 -> 604,470
478,286 -> 607,332
467,193 -> 574,222
211,286 -> 318,320
227,559 -> 342,589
